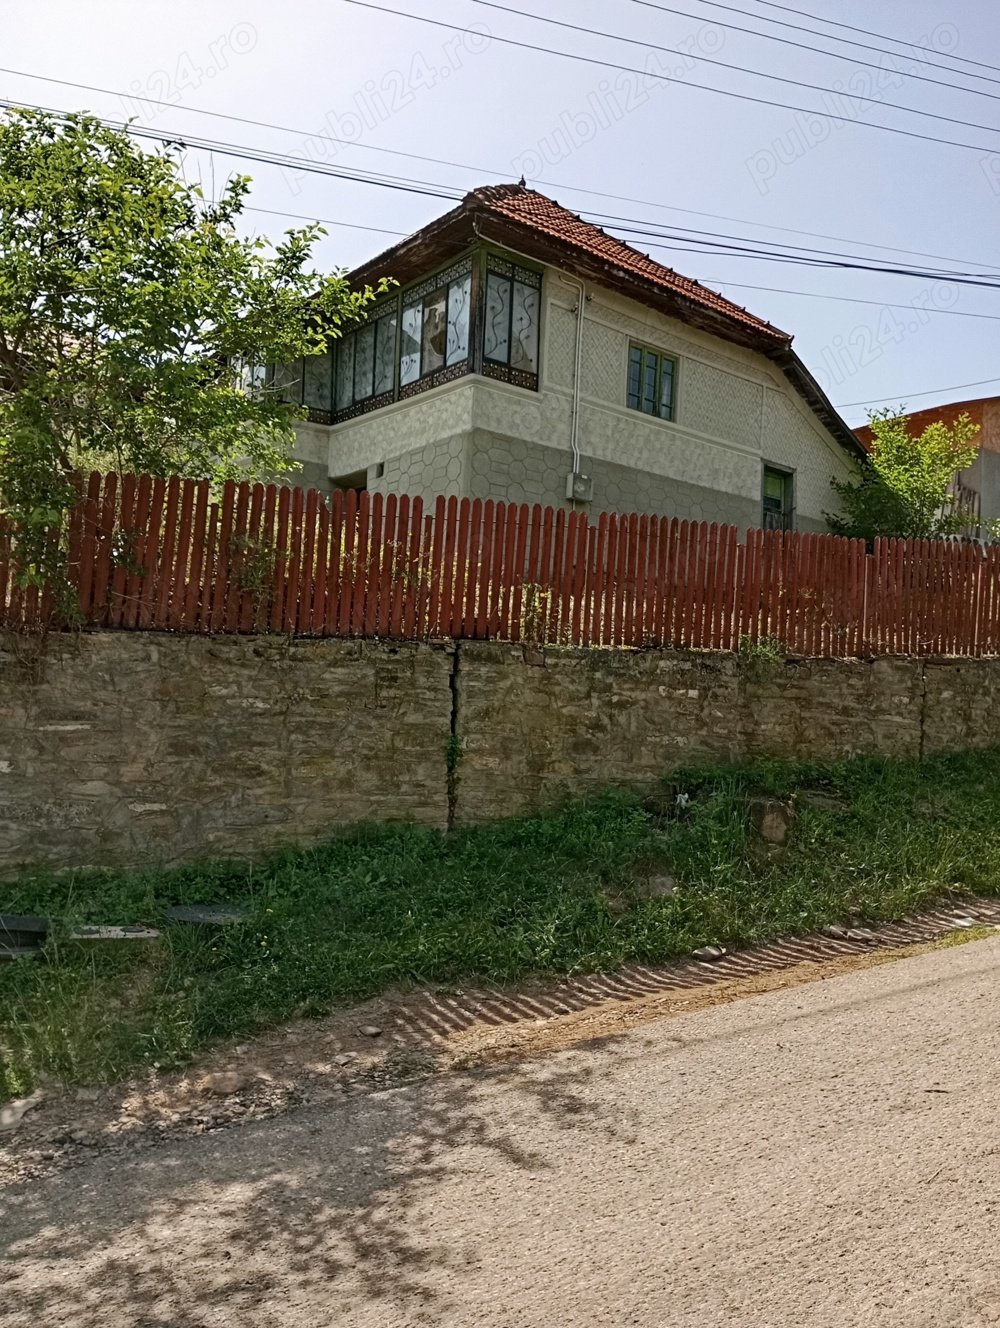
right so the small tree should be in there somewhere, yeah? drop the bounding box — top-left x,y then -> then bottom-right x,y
827,407 -> 981,542
0,108 -> 385,587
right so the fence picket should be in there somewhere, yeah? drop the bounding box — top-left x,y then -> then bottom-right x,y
225,481 -> 250,634
451,498 -> 474,638
402,496 -> 423,639
435,496 -> 457,639
427,495 -> 447,637
581,521 -> 599,647
366,491 -> 385,638
155,476 -> 182,629
299,487 -> 319,635
325,490 -> 345,636
473,499 -> 495,641
282,485 -> 304,634
462,499 -> 484,637
387,499 -> 406,642
168,479 -> 196,630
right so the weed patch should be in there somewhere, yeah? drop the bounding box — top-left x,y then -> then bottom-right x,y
3,749 -> 1000,1099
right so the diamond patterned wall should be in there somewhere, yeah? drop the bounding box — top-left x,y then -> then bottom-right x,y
680,360 -> 764,450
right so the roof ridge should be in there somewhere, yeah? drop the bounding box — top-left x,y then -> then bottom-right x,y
468,184 -> 789,342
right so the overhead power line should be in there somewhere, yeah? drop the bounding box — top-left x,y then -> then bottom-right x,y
746,0 -> 1000,79
701,280 -> 1000,322
0,95 -> 466,203
5,64 -> 1000,276
8,94 -> 1000,292
234,199 -> 1000,320
586,221 -> 1000,287
467,0 -> 1000,135
840,376 -> 1000,409
338,0 -> 1000,157
581,208 -> 1000,278
203,198 -> 1000,321
245,205 -> 404,237
624,0 -> 1000,99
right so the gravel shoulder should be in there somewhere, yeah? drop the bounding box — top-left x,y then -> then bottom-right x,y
3,930 -> 1000,1326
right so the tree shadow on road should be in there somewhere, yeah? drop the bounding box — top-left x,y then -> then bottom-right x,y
1,1046 -> 635,1327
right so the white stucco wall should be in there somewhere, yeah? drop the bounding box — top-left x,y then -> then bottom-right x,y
307,261 -> 858,529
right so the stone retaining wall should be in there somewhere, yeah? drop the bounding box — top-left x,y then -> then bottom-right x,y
2,632 -> 998,873
0,634 -> 453,873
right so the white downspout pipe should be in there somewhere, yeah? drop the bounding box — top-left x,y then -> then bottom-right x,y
559,273 -> 586,479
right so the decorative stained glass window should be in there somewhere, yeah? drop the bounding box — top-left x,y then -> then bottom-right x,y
335,337 -> 355,412
399,303 -> 422,386
354,323 -> 376,402
627,344 -> 676,421
484,272 -> 510,363
482,257 -> 541,389
334,303 -> 399,414
309,249 -> 542,423
447,275 -> 472,365
303,351 -> 332,416
421,288 -> 447,375
272,359 -> 304,404
397,258 -> 474,395
511,281 -> 539,373
374,313 -> 396,395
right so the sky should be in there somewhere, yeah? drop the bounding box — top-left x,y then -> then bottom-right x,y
3,0 -> 1000,428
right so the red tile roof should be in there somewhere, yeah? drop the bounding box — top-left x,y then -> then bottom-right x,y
470,183 -> 791,344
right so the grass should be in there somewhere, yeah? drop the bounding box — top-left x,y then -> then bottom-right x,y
3,747 -> 1000,1100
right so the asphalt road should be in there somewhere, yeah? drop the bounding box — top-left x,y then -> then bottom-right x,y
4,936 -> 1000,1328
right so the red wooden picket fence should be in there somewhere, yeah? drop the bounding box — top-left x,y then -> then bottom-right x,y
4,471 -> 1000,658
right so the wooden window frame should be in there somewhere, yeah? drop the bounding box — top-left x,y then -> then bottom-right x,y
626,342 -> 677,422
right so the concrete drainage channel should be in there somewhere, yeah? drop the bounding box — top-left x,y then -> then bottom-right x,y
380,897 -> 1000,1049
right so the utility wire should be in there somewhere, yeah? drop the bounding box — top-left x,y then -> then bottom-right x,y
338,0 -> 1000,157
468,0 -> 1000,135
746,0 -> 1000,78
0,65 -> 499,188
8,94 -> 1000,290
0,95 -> 466,203
581,208 -> 1000,276
4,64 -> 1000,275
589,223 -> 1000,287
200,197 -> 1000,321
623,0 -> 1000,98
245,205 -> 404,237
840,376 -> 1000,408
233,198 -> 1000,320
701,281 -> 1000,322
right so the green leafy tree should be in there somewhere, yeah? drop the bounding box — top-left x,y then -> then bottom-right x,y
0,108 -> 384,585
827,407 -> 981,541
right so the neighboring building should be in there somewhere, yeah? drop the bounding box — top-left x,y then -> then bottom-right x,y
854,395 -> 1000,535
279,184 -> 865,532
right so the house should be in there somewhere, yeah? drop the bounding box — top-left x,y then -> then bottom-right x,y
279,184 -> 866,533
855,395 -> 1000,535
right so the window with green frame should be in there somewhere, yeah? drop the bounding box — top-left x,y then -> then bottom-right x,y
627,344 -> 676,421
762,465 -> 794,532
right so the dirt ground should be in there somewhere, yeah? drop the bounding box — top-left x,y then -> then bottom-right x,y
4,919 -> 1000,1326
2,897 -> 998,1191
